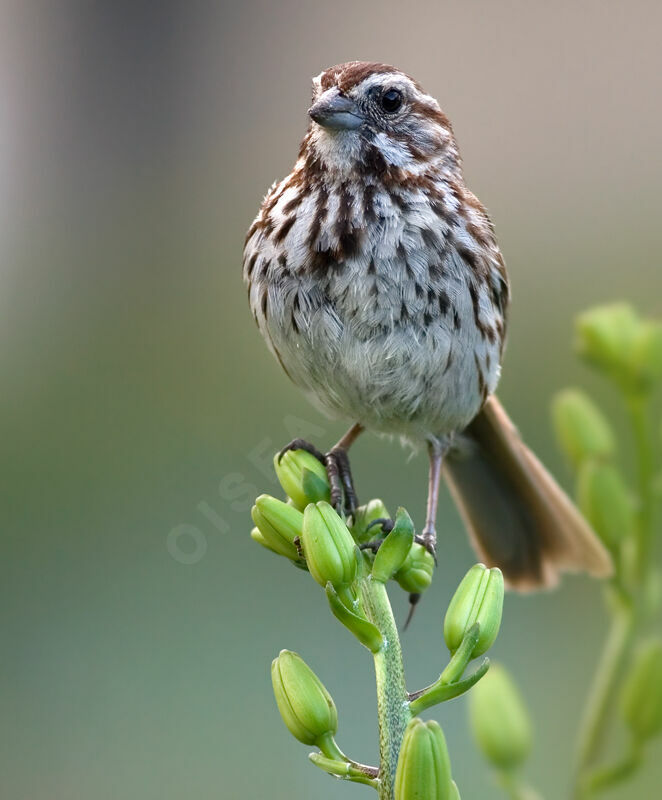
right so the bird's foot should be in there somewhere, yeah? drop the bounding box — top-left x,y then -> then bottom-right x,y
415,528 -> 437,565
358,517 -> 395,552
277,438 -> 358,517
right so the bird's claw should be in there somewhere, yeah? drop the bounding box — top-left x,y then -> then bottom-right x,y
277,438 -> 325,465
277,438 -> 358,517
365,517 -> 395,535
415,532 -> 438,565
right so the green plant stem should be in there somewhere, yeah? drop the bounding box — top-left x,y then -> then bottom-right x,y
572,596 -> 634,798
409,658 -> 489,716
580,739 -> 642,796
498,769 -> 542,800
309,752 -> 380,787
573,391 -> 657,798
360,572 -> 411,800
626,394 -> 656,578
440,623 -> 481,684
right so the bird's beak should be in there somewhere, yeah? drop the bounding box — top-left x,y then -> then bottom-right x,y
308,89 -> 364,131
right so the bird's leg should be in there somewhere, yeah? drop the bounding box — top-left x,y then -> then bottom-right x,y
278,423 -> 364,517
404,440 -> 449,629
326,423 -> 364,515
416,439 -> 449,561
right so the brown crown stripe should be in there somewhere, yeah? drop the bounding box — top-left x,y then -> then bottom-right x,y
319,61 -> 420,94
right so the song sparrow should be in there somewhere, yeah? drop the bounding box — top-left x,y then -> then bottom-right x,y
243,61 -> 611,588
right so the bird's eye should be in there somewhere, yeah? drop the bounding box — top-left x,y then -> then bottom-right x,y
380,89 -> 403,113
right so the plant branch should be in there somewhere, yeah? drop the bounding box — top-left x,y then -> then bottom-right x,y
579,739 -> 642,796
409,659 -> 489,715
572,594 -> 634,796
360,570 -> 411,800
497,769 -> 543,800
627,394 -> 656,578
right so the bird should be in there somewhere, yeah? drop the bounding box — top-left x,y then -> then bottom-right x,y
243,61 -> 612,589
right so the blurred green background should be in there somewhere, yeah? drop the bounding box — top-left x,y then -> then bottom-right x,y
1,2 -> 661,798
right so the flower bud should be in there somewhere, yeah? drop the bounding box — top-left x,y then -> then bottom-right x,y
271,650 -> 337,746
576,305 -> 662,392
350,498 -> 391,543
251,494 -> 304,560
576,461 -> 634,551
631,320 -> 662,390
450,781 -> 461,800
444,564 -> 504,658
301,502 -> 358,588
576,304 -> 640,376
372,508 -> 415,583
552,389 -> 615,468
620,638 -> 662,742
394,543 -> 435,594
251,526 -> 281,555
274,450 -> 330,510
395,718 -> 453,800
469,663 -> 532,770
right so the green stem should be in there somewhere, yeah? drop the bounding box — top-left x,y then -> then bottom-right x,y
626,394 -> 656,577
440,623 -> 481,685
360,573 -> 411,800
309,752 -> 379,787
572,596 -> 634,797
572,390 -> 657,798
581,739 -> 642,795
409,658 -> 489,716
497,769 -> 542,800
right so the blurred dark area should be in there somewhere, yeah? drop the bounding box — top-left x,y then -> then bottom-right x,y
1,2 -> 660,798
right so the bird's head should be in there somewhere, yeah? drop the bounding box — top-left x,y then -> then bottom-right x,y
304,61 -> 460,178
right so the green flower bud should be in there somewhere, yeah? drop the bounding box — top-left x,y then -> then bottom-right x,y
449,781 -> 461,800
271,650 -> 337,745
274,450 -> 330,510
395,718 -> 453,800
372,508 -> 415,583
552,389 -> 615,468
576,461 -> 634,551
444,564 -> 504,658
350,498 -> 391,543
576,303 -> 640,375
251,494 -> 304,560
301,502 -> 358,588
645,568 -> 662,616
394,543 -> 435,594
250,526 -> 273,551
576,305 -> 662,392
469,663 -> 532,770
631,320 -> 662,390
621,638 -> 662,742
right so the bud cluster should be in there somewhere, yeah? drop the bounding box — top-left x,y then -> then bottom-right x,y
251,449 -> 512,798
576,304 -> 662,394
250,448 -> 438,606
552,388 -> 634,560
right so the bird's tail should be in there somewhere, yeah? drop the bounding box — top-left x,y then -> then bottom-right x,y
443,396 -> 613,589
